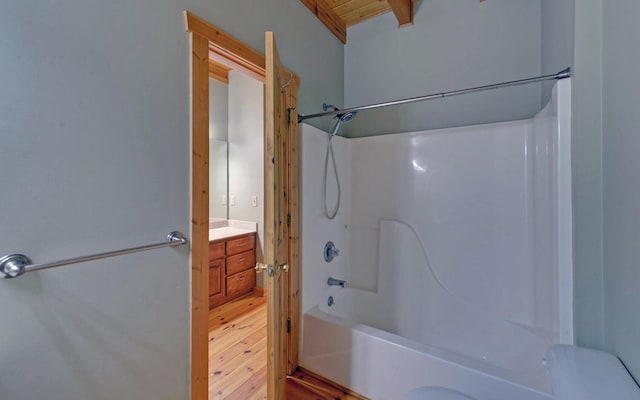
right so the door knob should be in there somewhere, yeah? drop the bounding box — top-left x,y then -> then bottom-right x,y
255,262 -> 271,272
255,262 -> 288,276
255,262 -> 275,277
276,263 -> 289,273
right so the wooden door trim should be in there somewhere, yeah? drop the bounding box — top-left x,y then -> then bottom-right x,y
185,11 -> 300,86
187,30 -> 210,400
184,11 -> 300,400
208,60 -> 231,83
285,69 -> 300,375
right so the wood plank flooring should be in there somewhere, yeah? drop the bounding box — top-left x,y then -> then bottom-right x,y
208,293 -> 367,400
286,368 -> 367,400
209,293 -> 268,400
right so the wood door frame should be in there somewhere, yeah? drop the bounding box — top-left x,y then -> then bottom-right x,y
184,11 -> 300,400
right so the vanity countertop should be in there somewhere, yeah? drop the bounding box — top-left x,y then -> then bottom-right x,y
208,220 -> 257,241
208,227 -> 255,241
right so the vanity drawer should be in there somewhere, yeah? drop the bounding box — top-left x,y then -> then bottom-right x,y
226,269 -> 255,298
226,235 -> 255,256
226,250 -> 256,275
209,241 -> 225,260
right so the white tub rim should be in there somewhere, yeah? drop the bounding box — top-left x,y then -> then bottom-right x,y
305,305 -> 553,397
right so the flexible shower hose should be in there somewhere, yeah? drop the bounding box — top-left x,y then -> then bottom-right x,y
322,123 -> 341,220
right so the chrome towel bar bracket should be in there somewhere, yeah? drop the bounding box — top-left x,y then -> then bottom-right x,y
0,231 -> 188,279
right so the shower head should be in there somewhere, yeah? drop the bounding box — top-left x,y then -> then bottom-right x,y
330,112 -> 357,137
337,111 -> 357,123
323,103 -> 358,123
323,103 -> 358,136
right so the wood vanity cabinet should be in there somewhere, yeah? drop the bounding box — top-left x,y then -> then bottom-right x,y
208,232 -> 257,309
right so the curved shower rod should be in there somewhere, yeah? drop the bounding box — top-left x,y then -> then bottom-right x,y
298,68 -> 571,123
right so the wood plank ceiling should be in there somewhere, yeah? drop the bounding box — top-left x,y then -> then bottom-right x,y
300,0 -> 414,44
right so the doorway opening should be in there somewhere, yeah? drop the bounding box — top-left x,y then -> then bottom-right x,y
207,47 -> 268,399
184,11 -> 300,400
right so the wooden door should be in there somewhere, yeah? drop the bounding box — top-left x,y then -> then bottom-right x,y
264,31 -> 289,400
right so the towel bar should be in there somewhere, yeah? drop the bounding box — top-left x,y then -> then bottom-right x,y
0,231 -> 188,279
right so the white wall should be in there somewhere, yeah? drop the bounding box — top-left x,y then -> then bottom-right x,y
541,0 -> 575,104
0,0 -> 344,399
554,0 -> 640,380
535,0 -> 603,353
571,0 -> 604,350
343,0 -> 542,137
0,2 -> 190,399
602,0 -> 640,379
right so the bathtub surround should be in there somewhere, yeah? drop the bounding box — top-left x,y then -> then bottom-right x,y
299,126 -> 351,320
300,82 -> 572,399
341,2 -> 610,365
340,0 -> 615,369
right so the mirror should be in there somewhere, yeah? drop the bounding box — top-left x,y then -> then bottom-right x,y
209,69 -> 264,235
209,139 -> 228,221
210,77 -> 229,222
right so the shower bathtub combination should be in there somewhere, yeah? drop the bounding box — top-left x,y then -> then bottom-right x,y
299,79 -> 572,400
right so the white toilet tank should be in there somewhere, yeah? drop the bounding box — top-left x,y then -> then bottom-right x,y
547,345 -> 640,400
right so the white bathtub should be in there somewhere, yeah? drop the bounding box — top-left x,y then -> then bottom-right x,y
299,81 -> 572,400
302,289 -> 554,400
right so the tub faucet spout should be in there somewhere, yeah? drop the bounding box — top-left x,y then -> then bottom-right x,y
327,277 -> 346,288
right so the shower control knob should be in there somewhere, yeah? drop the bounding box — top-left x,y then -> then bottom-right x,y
324,241 -> 340,262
